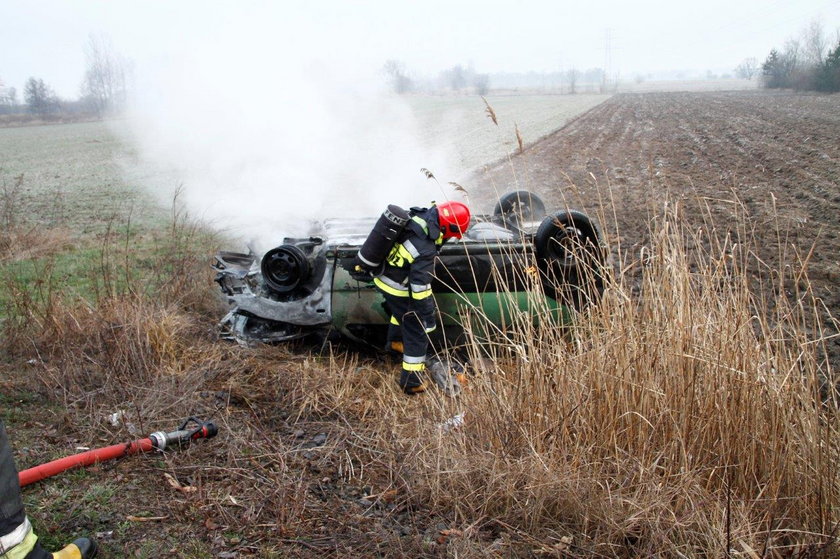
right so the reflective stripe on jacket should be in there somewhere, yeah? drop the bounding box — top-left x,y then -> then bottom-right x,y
375,207 -> 442,325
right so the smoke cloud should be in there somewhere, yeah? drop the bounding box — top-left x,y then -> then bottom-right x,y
120,6 -> 457,250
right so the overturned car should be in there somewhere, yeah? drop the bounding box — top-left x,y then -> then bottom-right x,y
212,191 -> 606,347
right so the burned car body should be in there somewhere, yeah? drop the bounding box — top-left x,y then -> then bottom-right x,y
212,191 -> 606,347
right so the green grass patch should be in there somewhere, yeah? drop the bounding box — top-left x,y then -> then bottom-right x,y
1,223 -> 220,324
0,121 -> 169,236
0,390 -> 48,424
25,478 -> 116,552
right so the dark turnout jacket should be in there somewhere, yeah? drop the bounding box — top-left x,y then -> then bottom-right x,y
373,206 -> 443,330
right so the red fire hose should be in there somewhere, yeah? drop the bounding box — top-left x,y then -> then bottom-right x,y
18,417 -> 218,487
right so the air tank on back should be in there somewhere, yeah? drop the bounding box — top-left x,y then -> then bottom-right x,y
353,205 -> 410,275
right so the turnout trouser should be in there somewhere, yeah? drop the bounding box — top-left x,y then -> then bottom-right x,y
382,292 -> 434,392
0,420 -> 25,543
0,420 -> 46,558
0,421 -> 96,559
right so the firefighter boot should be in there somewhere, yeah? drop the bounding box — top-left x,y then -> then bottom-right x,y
399,369 -> 427,395
21,537 -> 97,559
52,538 -> 97,559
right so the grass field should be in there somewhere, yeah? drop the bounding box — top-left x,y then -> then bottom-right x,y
1,93 -> 608,237
0,120 -> 213,337
0,93 -> 610,309
406,94 -> 609,176
0,121 -> 164,233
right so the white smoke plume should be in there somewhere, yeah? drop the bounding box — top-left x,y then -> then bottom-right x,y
119,5 -> 458,250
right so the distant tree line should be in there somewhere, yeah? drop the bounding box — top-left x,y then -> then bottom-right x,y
23,78 -> 59,115
734,58 -> 759,80
382,60 -> 608,95
491,68 -> 608,92
0,33 -> 127,120
383,60 -> 492,95
0,84 -> 18,114
760,21 -> 840,92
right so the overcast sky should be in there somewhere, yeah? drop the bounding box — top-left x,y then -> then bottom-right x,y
2,0 -> 839,97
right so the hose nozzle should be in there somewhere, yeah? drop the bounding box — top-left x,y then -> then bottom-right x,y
149,417 -> 218,451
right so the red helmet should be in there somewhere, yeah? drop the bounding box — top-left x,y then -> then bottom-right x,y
437,201 -> 471,239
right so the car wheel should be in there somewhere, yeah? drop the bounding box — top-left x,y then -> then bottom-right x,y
534,210 -> 606,307
261,245 -> 310,294
493,191 -> 547,224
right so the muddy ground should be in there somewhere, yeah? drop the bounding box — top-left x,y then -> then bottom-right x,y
473,90 -> 840,368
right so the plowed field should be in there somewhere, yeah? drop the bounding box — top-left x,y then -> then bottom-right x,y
473,90 -> 840,367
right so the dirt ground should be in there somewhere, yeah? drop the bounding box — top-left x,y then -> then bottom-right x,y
5,90 -> 839,558
472,89 -> 840,368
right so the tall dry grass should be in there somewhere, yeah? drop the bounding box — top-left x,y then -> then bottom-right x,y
267,193 -> 837,555
0,191 -> 226,425
2,168 -> 836,555
380,199 -> 838,556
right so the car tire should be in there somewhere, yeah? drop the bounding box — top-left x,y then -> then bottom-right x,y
534,210 -> 606,307
493,191 -> 547,224
261,245 -> 310,294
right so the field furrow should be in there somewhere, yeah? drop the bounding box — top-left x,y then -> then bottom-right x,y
473,90 -> 840,366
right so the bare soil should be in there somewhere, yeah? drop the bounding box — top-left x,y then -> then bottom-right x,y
473,90 -> 840,368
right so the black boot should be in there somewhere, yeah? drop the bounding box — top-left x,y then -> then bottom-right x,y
26,537 -> 97,559
399,369 -> 427,395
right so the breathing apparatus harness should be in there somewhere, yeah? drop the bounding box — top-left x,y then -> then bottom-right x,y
353,205 -> 440,277
353,199 -> 473,282
353,204 -> 411,277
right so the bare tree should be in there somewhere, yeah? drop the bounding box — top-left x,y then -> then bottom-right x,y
565,68 -> 579,94
803,20 -> 828,66
735,58 -> 758,80
443,65 -> 467,91
473,73 -> 490,95
382,60 -> 413,94
0,82 -> 17,113
783,39 -> 801,71
24,78 -> 58,115
81,33 -> 127,115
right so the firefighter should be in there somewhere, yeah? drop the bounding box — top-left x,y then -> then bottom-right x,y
0,420 -> 97,559
372,201 -> 471,394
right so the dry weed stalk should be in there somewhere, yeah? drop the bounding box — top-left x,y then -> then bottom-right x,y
395,201 -> 838,556
515,122 -> 524,154
1,191 -> 224,408
4,163 -> 836,555
481,96 -> 498,126
449,182 -> 468,195
0,170 -> 24,234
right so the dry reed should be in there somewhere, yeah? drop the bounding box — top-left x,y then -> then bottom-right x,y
394,199 -> 838,556
3,176 -> 836,555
